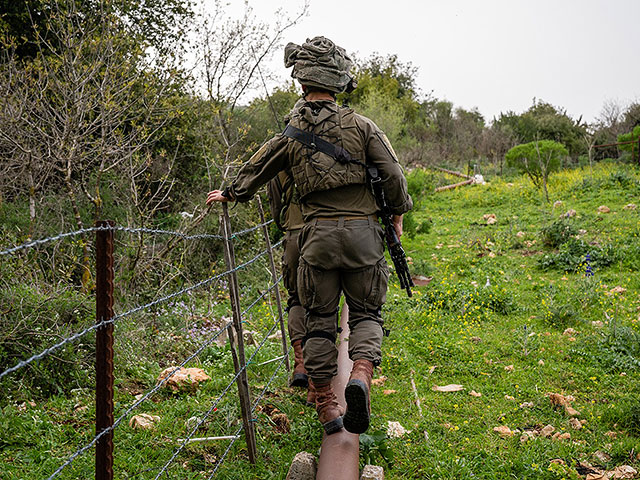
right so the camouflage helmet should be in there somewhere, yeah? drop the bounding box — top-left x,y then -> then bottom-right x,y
284,36 -> 356,94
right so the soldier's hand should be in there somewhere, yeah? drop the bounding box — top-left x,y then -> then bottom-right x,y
392,214 -> 403,239
206,190 -> 230,204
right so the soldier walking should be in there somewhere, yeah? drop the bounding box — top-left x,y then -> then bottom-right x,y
207,36 -> 412,435
267,170 -> 315,406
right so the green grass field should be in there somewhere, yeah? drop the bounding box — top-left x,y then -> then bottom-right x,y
2,161 -> 639,479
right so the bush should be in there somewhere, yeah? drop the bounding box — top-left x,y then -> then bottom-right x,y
538,238 -> 617,273
540,217 -> 578,248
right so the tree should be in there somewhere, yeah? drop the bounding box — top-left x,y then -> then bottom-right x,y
505,140 -> 568,202
617,125 -> 640,162
495,100 -> 585,159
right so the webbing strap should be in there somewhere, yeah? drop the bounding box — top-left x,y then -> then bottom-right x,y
283,124 -> 354,164
282,124 -> 383,185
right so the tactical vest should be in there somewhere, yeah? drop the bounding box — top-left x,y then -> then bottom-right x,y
287,103 -> 367,199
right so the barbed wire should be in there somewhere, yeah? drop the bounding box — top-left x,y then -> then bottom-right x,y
208,346 -> 292,478
46,319 -> 233,480
0,241 -> 283,381
0,226 -> 106,256
45,266 -> 285,479
0,219 -> 274,256
153,318 -> 281,480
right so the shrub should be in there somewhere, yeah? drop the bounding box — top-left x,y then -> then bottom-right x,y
540,217 -> 578,248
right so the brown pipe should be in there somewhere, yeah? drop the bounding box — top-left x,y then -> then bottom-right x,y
435,178 -> 475,192
316,306 -> 360,480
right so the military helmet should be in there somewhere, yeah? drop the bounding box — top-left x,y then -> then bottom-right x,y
284,36 -> 357,94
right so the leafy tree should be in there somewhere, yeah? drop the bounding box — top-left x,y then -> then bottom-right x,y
505,140 -> 568,202
495,100 -> 585,159
617,125 -> 640,162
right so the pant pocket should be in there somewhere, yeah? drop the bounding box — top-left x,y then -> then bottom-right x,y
297,258 -> 315,309
365,258 -> 390,310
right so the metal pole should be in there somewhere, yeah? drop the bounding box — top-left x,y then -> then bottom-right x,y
95,220 -> 115,480
255,196 -> 290,373
220,204 -> 257,464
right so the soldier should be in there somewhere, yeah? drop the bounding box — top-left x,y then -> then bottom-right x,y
207,36 -> 412,435
267,170 -> 315,406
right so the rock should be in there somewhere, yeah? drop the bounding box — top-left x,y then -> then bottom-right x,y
520,402 -> 534,409
243,330 -> 258,346
612,466 -> 637,478
286,452 -> 317,480
592,321 -> 604,328
552,432 -> 571,441
504,365 -> 514,372
469,390 -> 482,397
516,231 -> 526,238
157,367 -> 210,392
129,413 -> 160,430
361,465 -> 385,480
607,286 -> 627,296
541,425 -> 555,437
387,421 -> 410,438
569,418 -> 583,430
520,430 -> 537,443
412,275 -> 433,286
623,203 -> 637,210
598,205 -> 611,213
483,213 -> 497,225
268,330 -> 283,342
563,328 -> 577,336
493,425 -> 514,438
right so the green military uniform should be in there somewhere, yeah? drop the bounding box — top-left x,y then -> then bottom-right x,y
267,171 -> 305,344
229,99 -> 412,382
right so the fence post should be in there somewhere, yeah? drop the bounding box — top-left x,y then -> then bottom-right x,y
95,220 -> 115,480
220,204 -> 257,464
255,196 -> 290,373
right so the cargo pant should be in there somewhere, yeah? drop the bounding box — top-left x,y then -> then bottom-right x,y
297,216 -> 389,382
282,229 -> 306,344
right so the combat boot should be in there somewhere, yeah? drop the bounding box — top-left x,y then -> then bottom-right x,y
306,381 -> 316,406
343,359 -> 373,434
289,340 -> 308,388
310,379 -> 344,435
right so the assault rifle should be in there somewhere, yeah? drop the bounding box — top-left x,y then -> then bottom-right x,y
367,167 -> 414,297
281,124 -> 414,297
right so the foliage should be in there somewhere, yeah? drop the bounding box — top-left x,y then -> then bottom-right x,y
538,238 -> 617,272
359,430 -> 394,467
617,125 -> 640,161
540,217 -> 579,248
505,140 -> 568,201
495,100 -> 586,158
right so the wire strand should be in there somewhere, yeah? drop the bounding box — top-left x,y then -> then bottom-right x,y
0,241 -> 282,381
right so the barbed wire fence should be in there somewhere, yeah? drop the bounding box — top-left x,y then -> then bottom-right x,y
0,198 -> 294,479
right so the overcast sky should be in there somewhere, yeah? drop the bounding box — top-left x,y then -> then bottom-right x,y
225,0 -> 639,125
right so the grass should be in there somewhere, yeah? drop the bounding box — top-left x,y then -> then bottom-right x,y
1,161 -> 639,479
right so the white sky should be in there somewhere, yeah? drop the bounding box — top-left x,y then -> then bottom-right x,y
223,0 -> 639,124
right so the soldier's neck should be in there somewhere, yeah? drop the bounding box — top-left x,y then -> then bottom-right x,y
304,92 -> 335,102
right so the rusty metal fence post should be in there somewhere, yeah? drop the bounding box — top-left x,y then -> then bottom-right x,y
255,197 -> 290,373
220,204 -> 258,463
95,220 -> 115,480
